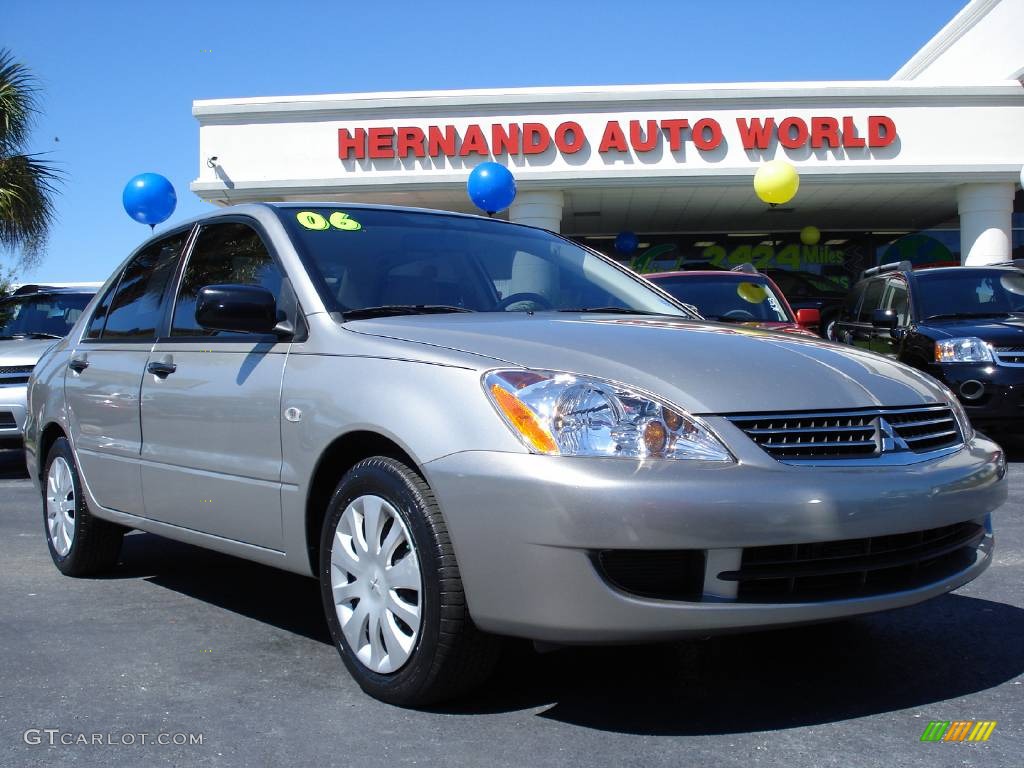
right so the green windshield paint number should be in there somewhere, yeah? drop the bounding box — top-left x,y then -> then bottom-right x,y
296,211 -> 329,230
296,210 -> 363,232
329,211 -> 362,231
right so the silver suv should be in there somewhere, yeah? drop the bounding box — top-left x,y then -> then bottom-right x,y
25,204 -> 1007,706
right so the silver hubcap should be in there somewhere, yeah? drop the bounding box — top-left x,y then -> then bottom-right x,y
46,457 -> 76,557
330,495 -> 422,674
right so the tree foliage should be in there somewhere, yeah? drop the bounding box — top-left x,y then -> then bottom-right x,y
0,48 -> 61,269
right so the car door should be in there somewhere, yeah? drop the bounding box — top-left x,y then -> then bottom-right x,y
64,230 -> 191,513
871,277 -> 910,358
138,219 -> 290,550
847,278 -> 885,351
833,281 -> 866,344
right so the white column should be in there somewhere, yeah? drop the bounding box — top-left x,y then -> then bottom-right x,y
509,190 -> 564,233
957,183 -> 1014,265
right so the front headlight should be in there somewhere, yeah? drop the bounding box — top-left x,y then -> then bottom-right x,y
483,369 -> 734,461
934,337 -> 993,363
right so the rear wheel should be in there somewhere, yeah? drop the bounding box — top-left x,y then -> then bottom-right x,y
318,456 -> 500,706
43,437 -> 125,576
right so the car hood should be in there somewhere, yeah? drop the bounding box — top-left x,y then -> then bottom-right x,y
347,313 -> 948,414
919,316 -> 1024,344
0,337 -> 59,368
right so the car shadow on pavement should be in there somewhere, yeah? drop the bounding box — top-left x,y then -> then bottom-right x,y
111,531 -> 332,645
446,594 -> 1024,734
108,527 -> 1023,735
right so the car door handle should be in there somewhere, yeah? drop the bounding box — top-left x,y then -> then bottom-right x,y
68,358 -> 89,373
147,361 -> 177,377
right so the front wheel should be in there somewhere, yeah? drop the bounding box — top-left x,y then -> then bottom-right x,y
43,437 -> 125,576
318,456 -> 500,706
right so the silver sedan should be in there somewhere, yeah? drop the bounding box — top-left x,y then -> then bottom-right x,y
25,203 -> 1007,706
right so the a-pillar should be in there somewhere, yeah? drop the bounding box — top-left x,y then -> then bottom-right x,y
509,191 -> 564,233
957,183 -> 1014,265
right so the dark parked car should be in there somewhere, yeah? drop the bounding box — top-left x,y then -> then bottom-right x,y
765,269 -> 848,339
832,261 -> 1024,436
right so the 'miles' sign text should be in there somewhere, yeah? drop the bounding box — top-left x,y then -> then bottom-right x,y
337,116 -> 897,160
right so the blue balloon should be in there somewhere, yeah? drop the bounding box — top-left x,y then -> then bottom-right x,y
122,173 -> 177,226
615,231 -> 639,255
466,162 -> 516,214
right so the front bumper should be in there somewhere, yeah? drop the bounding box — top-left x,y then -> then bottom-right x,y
0,383 -> 27,449
929,362 -> 1024,434
424,434 -> 1005,643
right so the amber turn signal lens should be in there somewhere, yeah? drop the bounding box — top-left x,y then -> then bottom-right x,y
489,384 -> 559,454
663,408 -> 683,432
643,421 -> 668,456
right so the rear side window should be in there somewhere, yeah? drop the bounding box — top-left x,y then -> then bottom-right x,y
99,232 -> 189,340
171,221 -> 283,338
85,282 -> 119,340
856,280 -> 885,322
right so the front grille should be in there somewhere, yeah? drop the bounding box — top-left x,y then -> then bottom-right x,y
994,346 -> 1024,366
0,365 -> 33,386
722,522 -> 985,603
0,411 -> 16,429
725,405 -> 962,462
596,549 -> 706,601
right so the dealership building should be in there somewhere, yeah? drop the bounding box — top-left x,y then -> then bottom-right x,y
191,0 -> 1024,288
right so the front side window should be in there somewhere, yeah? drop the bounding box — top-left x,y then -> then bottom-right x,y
279,207 -> 686,317
856,280 -> 886,322
0,292 -> 93,339
100,232 -> 189,340
883,279 -> 910,325
171,221 -> 283,337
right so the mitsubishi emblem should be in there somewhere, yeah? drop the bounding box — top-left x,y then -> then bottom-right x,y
877,417 -> 909,453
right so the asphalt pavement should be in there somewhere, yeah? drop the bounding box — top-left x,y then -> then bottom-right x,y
0,443 -> 1021,768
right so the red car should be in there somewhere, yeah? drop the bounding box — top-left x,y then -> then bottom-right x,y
647,269 -> 821,337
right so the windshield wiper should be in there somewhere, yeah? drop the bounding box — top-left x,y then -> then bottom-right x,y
340,304 -> 474,321
923,312 -> 1010,321
557,306 -> 670,316
11,332 -> 63,339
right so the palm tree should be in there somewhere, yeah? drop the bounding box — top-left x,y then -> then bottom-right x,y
0,48 -> 61,267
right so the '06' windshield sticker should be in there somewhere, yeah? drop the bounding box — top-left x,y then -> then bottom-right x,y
296,211 -> 362,232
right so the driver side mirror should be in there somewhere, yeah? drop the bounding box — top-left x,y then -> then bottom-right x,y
795,308 -> 820,329
196,284 -> 285,335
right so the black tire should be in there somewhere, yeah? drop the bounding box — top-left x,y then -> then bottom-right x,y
43,437 -> 125,576
318,456 -> 500,707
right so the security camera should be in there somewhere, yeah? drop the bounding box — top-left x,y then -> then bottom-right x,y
206,156 -> 219,168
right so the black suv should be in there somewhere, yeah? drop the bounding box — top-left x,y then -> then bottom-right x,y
832,261 -> 1024,436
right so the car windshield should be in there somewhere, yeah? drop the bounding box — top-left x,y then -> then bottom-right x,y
277,207 -> 688,317
915,269 -> 1024,320
0,292 -> 93,339
649,275 -> 792,323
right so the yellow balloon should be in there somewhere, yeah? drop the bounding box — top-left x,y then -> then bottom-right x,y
800,225 -> 820,245
737,282 -> 768,304
753,161 -> 800,205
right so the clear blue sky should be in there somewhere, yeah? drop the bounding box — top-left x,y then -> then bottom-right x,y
6,0 -> 966,283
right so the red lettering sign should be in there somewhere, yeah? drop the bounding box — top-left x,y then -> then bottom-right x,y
337,115 -> 898,161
